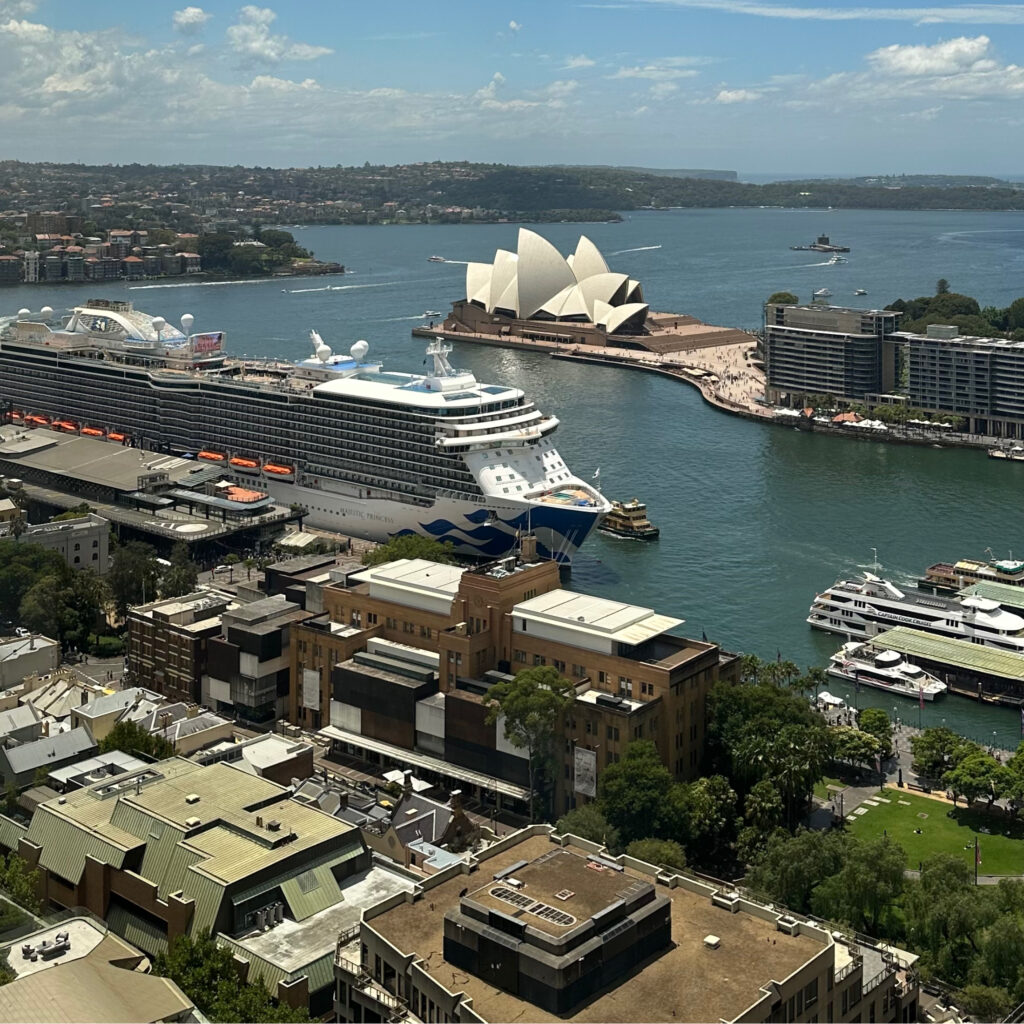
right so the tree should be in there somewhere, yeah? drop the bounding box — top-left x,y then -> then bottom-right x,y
7,513 -> 25,542
556,804 -> 620,850
0,539 -> 69,621
598,740 -> 678,845
857,707 -> 892,756
0,851 -> 41,914
831,726 -> 882,772
746,828 -> 850,914
960,986 -> 1014,1023
944,750 -> 1010,809
811,835 -> 905,933
910,726 -> 977,780
767,291 -> 798,305
937,278 -> 950,295
485,666 -> 575,822
159,542 -> 199,598
626,838 -> 687,871
51,503 -> 95,522
744,779 -> 784,834
108,540 -> 161,617
155,930 -> 313,1023
362,533 -> 456,566
680,774 -> 740,872
99,720 -> 175,761
244,556 -> 256,580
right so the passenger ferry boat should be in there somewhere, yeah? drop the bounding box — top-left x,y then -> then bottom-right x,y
0,300 -> 610,563
921,556 -> 1024,593
597,498 -> 659,540
828,641 -> 947,700
808,572 -> 1024,654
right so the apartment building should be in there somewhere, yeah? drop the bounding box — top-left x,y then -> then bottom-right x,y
336,829 -> 920,1024
897,324 -> 1024,437
22,513 -> 110,574
127,590 -> 233,703
302,547 -> 737,814
764,303 -> 901,405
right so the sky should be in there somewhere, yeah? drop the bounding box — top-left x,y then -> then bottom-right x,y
3,1 -> 1024,175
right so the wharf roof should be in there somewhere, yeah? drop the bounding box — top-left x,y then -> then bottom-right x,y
959,581 -> 1024,611
871,626 -> 1024,681
513,589 -> 683,644
370,834 -> 826,1023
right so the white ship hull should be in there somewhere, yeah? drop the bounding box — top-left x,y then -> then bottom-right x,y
826,664 -> 945,700
248,475 -> 602,563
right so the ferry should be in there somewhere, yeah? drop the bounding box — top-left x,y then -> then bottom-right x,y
808,571 -> 1024,654
0,300 -> 609,563
597,498 -> 659,540
988,445 -> 1024,461
922,556 -> 1024,593
427,255 -> 446,263
828,641 -> 947,700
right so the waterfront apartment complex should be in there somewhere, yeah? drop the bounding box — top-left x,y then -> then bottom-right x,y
763,303 -> 901,404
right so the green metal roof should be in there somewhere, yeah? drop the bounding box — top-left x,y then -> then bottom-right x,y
106,902 -> 170,958
872,627 -> 1024,680
216,938 -> 335,998
181,869 -> 227,936
26,807 -> 135,885
0,815 -> 26,853
960,582 -> 1024,610
280,862 -> 343,921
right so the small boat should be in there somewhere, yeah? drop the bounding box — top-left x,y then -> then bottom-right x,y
598,498 -> 659,540
198,450 -> 226,462
922,555 -> 1024,593
813,287 -> 832,300
81,426 -> 106,437
424,310 -> 442,318
989,445 -> 1024,461
229,456 -> 260,473
426,255 -> 445,263
826,254 -> 847,264
854,288 -> 867,296
263,462 -> 295,477
828,641 -> 947,700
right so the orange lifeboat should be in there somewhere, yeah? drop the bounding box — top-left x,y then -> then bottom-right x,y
81,426 -> 106,437
262,463 -> 294,477
229,456 -> 260,472
109,431 -> 126,442
54,420 -> 79,432
10,411 -> 23,422
28,414 -> 50,426
198,450 -> 226,462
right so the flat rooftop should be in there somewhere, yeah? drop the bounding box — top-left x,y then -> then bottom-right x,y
348,558 -> 465,598
513,589 -> 683,645
3,918 -> 106,980
370,834 -> 826,1023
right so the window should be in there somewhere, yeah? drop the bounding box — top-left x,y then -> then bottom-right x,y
805,979 -> 818,1007
533,654 -> 545,666
74,543 -> 80,551
367,612 -> 378,625
514,649 -> 526,663
598,671 -> 606,684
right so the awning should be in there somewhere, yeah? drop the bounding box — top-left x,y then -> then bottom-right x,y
318,726 -> 530,801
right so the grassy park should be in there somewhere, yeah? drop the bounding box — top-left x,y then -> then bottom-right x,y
846,789 -> 1024,876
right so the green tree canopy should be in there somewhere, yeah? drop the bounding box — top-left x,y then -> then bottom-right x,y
810,835 -> 905,933
0,851 -> 41,914
50,503 -> 96,522
361,533 -> 456,566
159,542 -> 200,599
0,539 -> 70,621
108,540 -> 161,617
857,707 -> 892,755
831,726 -> 883,771
556,804 -> 620,851
910,726 -> 979,779
943,750 -> 1012,809
485,666 -> 575,822
679,774 -> 740,872
767,291 -> 798,305
598,740 -> 678,846
625,838 -> 687,871
746,828 -> 850,915
99,720 -> 175,761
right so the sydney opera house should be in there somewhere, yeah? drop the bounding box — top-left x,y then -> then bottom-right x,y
447,229 -> 653,345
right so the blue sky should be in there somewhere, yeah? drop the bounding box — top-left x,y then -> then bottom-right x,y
3,1 -> 1024,174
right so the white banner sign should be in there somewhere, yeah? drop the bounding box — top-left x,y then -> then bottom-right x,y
573,746 -> 597,798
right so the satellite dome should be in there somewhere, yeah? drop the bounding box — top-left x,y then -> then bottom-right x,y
315,343 -> 332,361
40,306 -> 53,319
180,313 -> 194,333
350,339 -> 369,361
151,316 -> 166,333
16,308 -> 29,318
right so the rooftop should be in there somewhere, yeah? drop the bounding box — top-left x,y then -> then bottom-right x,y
959,580 -> 1024,611
871,626 -> 1024,681
348,558 -> 466,599
0,636 -> 59,663
370,834 -> 828,1023
72,687 -> 163,721
513,589 -> 683,645
3,728 -> 95,774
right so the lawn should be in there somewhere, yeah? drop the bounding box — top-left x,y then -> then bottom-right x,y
846,790 -> 1024,876
814,776 -> 844,800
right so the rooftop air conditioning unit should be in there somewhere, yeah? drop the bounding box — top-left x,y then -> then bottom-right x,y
506,878 -> 524,890
777,915 -> 799,936
184,816 -> 201,829
267,820 -> 282,832
704,935 -> 721,949
711,890 -> 741,913
185,793 -> 200,805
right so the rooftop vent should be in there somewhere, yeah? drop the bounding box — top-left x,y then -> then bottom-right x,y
267,819 -> 282,832
185,793 -> 200,805
712,890 -> 741,913
777,915 -> 799,936
184,816 -> 201,829
704,934 -> 721,950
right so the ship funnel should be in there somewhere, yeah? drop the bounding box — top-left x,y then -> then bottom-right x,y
350,339 -> 369,362
181,313 -> 194,334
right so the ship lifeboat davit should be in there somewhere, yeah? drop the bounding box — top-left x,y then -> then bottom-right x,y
229,456 -> 260,473
53,420 -> 79,433
263,462 -> 295,478
81,426 -> 106,437
109,431 -> 127,442
10,411 -> 23,422
198,450 -> 226,462
26,414 -> 50,426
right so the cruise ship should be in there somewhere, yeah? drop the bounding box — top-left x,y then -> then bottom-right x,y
0,300 -> 609,562
808,572 -> 1024,653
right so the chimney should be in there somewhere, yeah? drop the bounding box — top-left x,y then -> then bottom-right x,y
403,770 -> 413,797
41,720 -> 49,737
450,789 -> 463,812
519,532 -> 538,563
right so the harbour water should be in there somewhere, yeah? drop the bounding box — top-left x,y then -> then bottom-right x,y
4,208 -> 1024,744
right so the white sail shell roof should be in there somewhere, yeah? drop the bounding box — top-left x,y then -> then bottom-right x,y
462,229 -> 649,333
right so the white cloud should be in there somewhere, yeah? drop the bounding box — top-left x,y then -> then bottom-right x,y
610,57 -> 702,80
633,104 -> 650,115
474,71 -> 506,101
715,87 -> 761,102
544,78 -> 580,97
227,6 -> 332,63
649,81 -> 678,98
172,7 -> 211,35
564,53 -> 595,69
0,17 -> 50,42
867,35 -> 995,75
0,2 -> 37,15
610,0 -> 1024,25
509,19 -> 522,31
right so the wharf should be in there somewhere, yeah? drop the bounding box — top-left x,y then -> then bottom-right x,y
869,626 -> 1024,706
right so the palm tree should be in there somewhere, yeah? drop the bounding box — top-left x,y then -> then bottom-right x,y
8,512 -> 25,541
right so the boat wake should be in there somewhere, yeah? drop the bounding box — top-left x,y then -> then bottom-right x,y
287,281 -> 399,294
129,279 -> 274,290
608,244 -> 662,255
